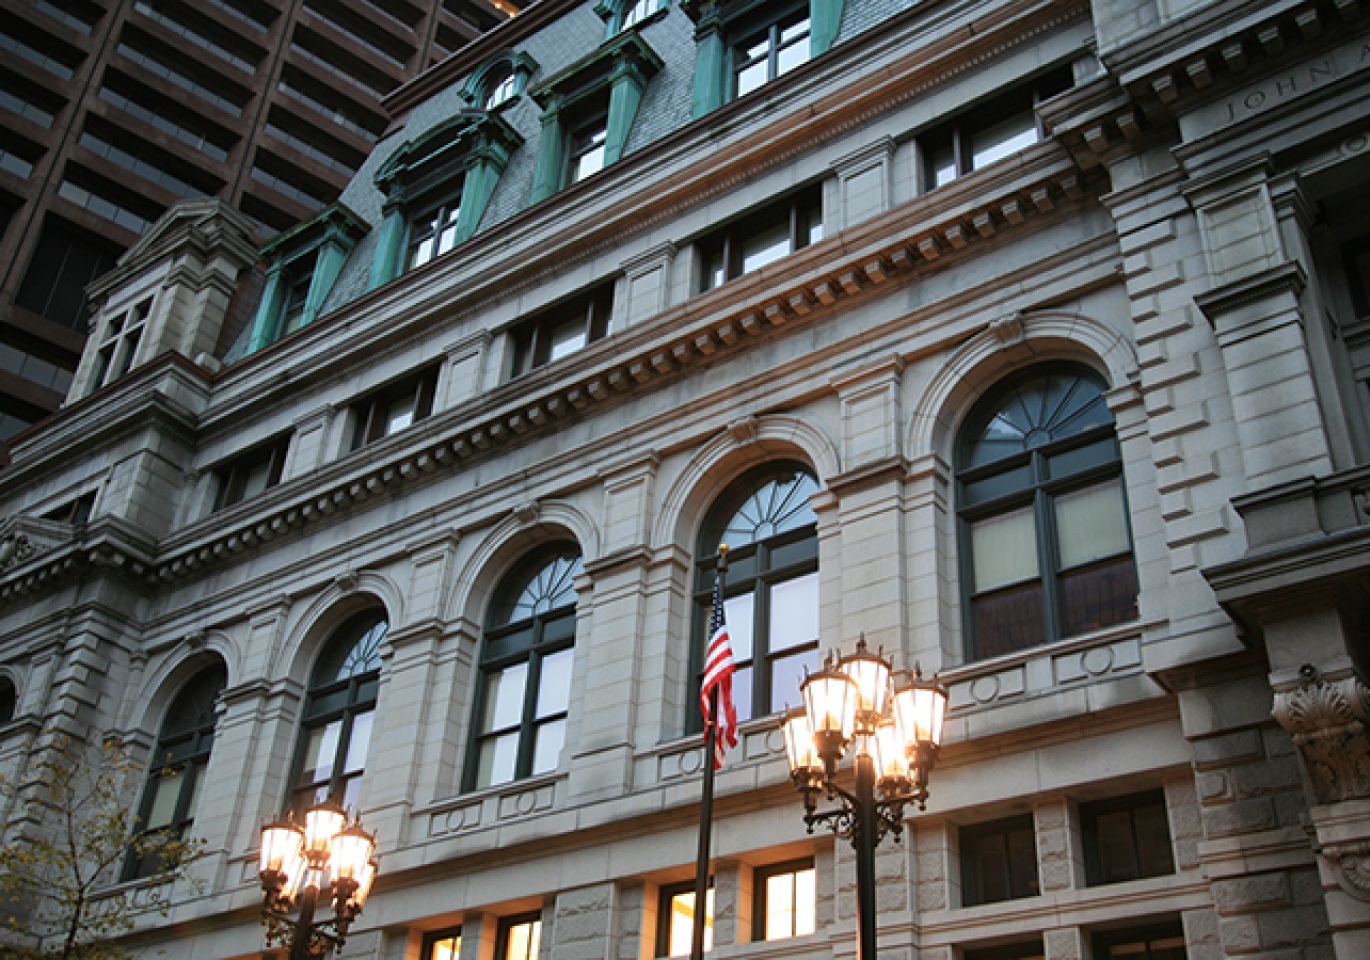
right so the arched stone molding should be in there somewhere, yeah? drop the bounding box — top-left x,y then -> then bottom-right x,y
127,637 -> 233,736
444,500 -> 600,628
281,572 -> 404,686
907,310 -> 1139,463
652,414 -> 841,551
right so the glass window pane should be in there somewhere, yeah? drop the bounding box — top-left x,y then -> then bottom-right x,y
971,506 -> 1039,592
776,31 -> 810,78
929,143 -> 957,188
667,890 -> 712,957
506,920 -> 541,960
477,731 -> 519,788
765,871 -> 794,940
794,866 -> 816,935
724,592 -> 754,662
1056,480 -> 1129,569
241,458 -> 273,500
183,764 -> 205,824
970,110 -> 1038,169
531,717 -> 565,775
740,220 -> 791,274
299,720 -> 341,786
973,583 -> 1046,659
429,934 -> 461,960
737,60 -> 767,97
535,648 -> 573,718
1060,554 -> 1137,637
146,770 -> 184,828
769,647 -> 820,714
769,572 -> 818,653
548,316 -> 588,362
483,663 -> 528,732
384,393 -> 418,435
344,710 -> 373,774
731,664 -> 753,721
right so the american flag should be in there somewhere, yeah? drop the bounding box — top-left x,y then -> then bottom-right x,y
700,576 -> 738,770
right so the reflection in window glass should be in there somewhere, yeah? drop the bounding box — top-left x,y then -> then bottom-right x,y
761,863 -> 816,940
503,918 -> 541,960
426,930 -> 461,960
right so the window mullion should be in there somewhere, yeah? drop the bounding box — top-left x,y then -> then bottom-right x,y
330,705 -> 357,801
516,621 -> 546,779
1034,472 -> 1063,645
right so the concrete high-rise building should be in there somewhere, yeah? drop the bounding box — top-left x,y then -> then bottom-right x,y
1,1 -> 1369,960
0,0 -> 525,447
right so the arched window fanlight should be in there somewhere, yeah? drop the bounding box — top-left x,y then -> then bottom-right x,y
125,664 -> 227,880
467,544 -> 582,791
290,611 -> 387,813
956,364 -> 1137,660
693,462 -> 820,725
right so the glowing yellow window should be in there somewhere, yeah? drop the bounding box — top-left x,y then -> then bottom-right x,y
756,859 -> 817,941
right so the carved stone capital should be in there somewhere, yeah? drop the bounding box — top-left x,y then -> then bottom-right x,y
1272,668 -> 1370,804
1324,839 -> 1370,902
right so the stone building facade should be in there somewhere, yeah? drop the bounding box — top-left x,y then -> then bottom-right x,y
0,1 -> 1367,959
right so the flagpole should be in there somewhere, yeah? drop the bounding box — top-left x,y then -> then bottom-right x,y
690,544 -> 728,960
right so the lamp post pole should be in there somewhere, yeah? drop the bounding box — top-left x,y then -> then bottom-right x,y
290,880 -> 320,960
853,750 -> 879,960
780,638 -> 948,960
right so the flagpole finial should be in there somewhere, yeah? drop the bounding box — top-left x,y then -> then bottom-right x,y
718,543 -> 729,556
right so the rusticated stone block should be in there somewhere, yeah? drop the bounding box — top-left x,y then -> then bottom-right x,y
1211,873 -> 1290,915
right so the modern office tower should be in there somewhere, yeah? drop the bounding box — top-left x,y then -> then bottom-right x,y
0,0 -> 524,445
2,1 -> 1370,959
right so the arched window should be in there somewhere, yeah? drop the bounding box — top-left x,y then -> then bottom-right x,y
694,462 -> 820,726
290,611 -> 386,813
957,364 -> 1137,661
467,544 -> 582,791
125,664 -> 226,880
618,0 -> 665,32
0,676 -> 14,724
483,63 -> 517,109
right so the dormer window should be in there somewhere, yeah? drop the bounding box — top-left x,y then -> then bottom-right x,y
599,0 -> 667,35
88,297 -> 152,394
484,66 -> 518,109
371,112 -> 524,287
734,8 -> 810,98
408,192 -> 463,271
462,52 -> 538,112
528,34 -> 662,203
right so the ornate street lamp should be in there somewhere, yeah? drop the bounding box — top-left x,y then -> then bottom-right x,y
779,638 -> 948,960
259,800 -> 378,959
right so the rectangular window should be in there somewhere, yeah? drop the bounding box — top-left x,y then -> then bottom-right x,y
567,101 -> 609,185
498,914 -> 542,960
699,185 -> 823,292
920,66 -> 1073,191
963,939 -> 1046,960
350,366 -> 439,450
1093,921 -> 1187,960
214,436 -> 289,510
89,298 -> 152,394
510,283 -> 614,377
423,927 -> 462,960
754,858 -> 816,941
657,882 -> 713,957
960,815 -> 1039,906
408,191 -> 463,270
1082,790 -> 1175,886
733,8 -> 811,98
15,220 -> 122,330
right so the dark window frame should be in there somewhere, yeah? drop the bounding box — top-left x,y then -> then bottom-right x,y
920,65 -> 1073,192
956,364 -> 1138,662
752,856 -> 816,942
287,611 -> 387,814
123,665 -> 226,881
1092,919 -> 1187,960
465,544 -> 583,792
496,911 -> 544,960
656,879 -> 713,958
690,461 -> 820,730
214,435 -> 289,511
1081,790 -> 1176,886
563,94 -> 611,187
421,926 -> 463,960
0,676 -> 16,724
730,3 -> 811,100
963,939 -> 1047,960
349,366 -> 439,450
510,283 -> 614,377
959,814 -> 1040,907
406,185 -> 465,271
698,184 -> 823,293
